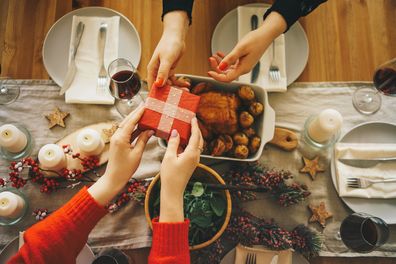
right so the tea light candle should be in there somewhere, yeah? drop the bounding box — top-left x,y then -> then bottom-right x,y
308,109 -> 343,143
0,191 -> 25,219
38,144 -> 67,171
0,124 -> 28,153
76,128 -> 105,156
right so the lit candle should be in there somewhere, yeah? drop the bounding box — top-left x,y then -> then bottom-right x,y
38,144 -> 67,171
308,109 -> 343,143
76,128 -> 105,156
0,124 -> 28,153
0,191 -> 26,219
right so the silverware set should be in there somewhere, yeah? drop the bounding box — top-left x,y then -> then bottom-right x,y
268,40 -> 281,82
340,157 -> 396,189
97,23 -> 108,95
245,252 -> 256,264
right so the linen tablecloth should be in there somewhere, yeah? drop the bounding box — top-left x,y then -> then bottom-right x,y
1,80 -> 395,258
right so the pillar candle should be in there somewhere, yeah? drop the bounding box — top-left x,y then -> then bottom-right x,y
38,144 -> 67,171
0,191 -> 25,219
0,124 -> 28,153
308,109 -> 343,143
76,128 -> 105,156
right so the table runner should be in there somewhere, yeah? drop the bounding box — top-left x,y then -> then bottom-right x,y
0,80 -> 395,258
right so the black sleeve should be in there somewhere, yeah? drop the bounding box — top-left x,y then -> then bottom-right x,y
162,0 -> 195,25
263,0 -> 327,32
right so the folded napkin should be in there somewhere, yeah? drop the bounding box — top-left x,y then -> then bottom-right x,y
237,6 -> 287,92
65,15 -> 119,105
335,143 -> 396,199
234,244 -> 292,264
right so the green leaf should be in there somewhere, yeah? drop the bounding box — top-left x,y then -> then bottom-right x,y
191,215 -> 212,228
191,182 -> 204,197
210,195 -> 226,217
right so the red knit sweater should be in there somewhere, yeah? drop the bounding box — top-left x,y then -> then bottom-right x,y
8,187 -> 190,264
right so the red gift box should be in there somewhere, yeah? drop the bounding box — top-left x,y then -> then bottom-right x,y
138,85 -> 200,145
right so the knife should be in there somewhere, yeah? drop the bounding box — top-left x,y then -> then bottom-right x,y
250,15 -> 260,83
59,21 -> 85,95
339,157 -> 396,168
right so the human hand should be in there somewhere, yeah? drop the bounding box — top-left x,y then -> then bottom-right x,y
208,12 -> 287,83
147,11 -> 190,89
88,105 -> 154,205
159,117 -> 203,222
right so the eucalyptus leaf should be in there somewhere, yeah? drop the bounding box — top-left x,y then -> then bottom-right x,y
191,182 -> 204,197
210,195 -> 226,217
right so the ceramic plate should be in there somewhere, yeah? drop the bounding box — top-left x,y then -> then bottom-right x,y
211,3 -> 309,86
330,122 -> 396,224
43,7 -> 141,87
0,237 -> 95,263
220,248 -> 309,264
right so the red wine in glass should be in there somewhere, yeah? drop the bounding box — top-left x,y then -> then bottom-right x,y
110,70 -> 141,100
374,67 -> 396,96
340,213 -> 389,253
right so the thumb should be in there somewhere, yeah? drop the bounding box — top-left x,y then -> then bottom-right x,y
155,60 -> 172,87
218,47 -> 243,71
164,129 -> 180,159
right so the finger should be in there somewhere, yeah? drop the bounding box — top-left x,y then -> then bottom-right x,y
216,51 -> 225,58
208,68 -> 245,83
120,104 -> 145,137
185,117 -> 201,152
208,57 -> 222,74
170,75 -> 191,87
164,129 -> 180,159
132,130 -> 154,154
118,102 -> 144,128
147,59 -> 159,91
155,59 -> 172,87
218,48 -> 244,71
130,129 -> 142,144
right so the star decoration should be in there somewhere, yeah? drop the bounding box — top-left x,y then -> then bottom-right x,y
308,202 -> 333,228
45,107 -> 69,129
300,156 -> 325,180
102,123 -> 118,143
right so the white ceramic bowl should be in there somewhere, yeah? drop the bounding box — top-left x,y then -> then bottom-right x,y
158,74 -> 275,162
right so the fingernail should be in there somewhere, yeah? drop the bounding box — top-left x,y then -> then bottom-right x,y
219,62 -> 228,71
171,129 -> 178,137
154,78 -> 163,87
148,130 -> 155,137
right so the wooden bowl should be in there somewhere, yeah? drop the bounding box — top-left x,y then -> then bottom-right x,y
144,163 -> 232,250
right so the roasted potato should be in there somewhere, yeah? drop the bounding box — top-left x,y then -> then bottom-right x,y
233,132 -> 249,146
237,85 -> 255,101
243,127 -> 256,138
249,102 -> 264,116
234,145 -> 249,159
249,136 -> 261,154
239,111 -> 254,128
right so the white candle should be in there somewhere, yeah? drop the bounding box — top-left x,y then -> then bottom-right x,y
38,144 -> 67,171
308,109 -> 343,143
76,128 -> 105,156
0,124 -> 28,153
0,191 -> 25,219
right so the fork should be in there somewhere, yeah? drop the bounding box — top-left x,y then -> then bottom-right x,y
347,177 -> 396,188
268,41 -> 281,82
97,23 -> 108,95
245,252 -> 257,264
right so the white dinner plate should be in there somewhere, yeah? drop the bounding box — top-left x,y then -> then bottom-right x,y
211,3 -> 309,86
330,122 -> 396,224
220,248 -> 309,264
0,236 -> 95,263
43,7 -> 141,87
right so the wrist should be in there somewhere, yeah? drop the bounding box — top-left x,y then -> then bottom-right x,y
159,189 -> 184,222
261,11 -> 287,36
163,11 -> 189,40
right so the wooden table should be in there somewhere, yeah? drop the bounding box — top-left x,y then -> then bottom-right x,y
1,0 -> 395,263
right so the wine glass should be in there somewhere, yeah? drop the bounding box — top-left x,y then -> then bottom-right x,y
0,82 -> 20,105
353,58 -> 396,115
107,58 -> 143,117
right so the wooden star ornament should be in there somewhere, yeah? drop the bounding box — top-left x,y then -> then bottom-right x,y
102,123 -> 118,143
300,156 -> 325,180
308,202 -> 333,228
45,107 -> 69,129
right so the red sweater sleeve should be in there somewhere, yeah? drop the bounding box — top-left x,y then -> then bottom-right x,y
148,219 -> 190,264
8,187 -> 107,264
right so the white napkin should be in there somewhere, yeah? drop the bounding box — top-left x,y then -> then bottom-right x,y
234,244 -> 292,264
335,143 -> 396,199
237,6 -> 287,92
65,15 -> 118,105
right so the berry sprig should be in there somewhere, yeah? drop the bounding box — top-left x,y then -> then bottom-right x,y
222,162 -> 310,206
33,208 -> 50,221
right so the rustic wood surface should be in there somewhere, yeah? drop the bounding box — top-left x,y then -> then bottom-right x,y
1,0 -> 395,263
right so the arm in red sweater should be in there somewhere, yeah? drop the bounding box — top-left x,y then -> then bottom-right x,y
148,219 -> 190,264
8,187 -> 107,264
